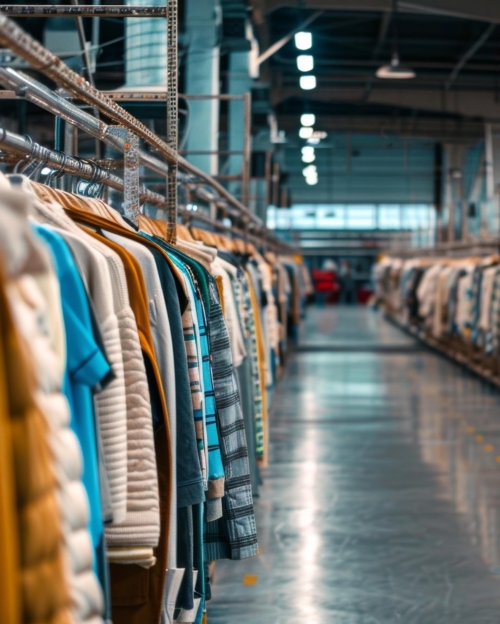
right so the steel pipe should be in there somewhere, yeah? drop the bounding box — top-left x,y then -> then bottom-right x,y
0,5 -> 168,17
0,126 -> 168,209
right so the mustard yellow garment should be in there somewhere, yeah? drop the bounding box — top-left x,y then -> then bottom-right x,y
245,269 -> 269,468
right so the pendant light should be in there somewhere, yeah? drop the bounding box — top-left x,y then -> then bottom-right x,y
376,0 -> 416,80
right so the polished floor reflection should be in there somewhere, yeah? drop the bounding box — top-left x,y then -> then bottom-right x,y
209,306 -> 500,623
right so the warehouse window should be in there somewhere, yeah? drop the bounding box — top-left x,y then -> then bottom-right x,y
267,204 -> 436,231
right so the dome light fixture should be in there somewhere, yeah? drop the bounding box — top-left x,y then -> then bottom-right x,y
376,0 -> 416,80
297,55 -> 314,72
376,53 -> 416,80
300,75 -> 317,90
300,113 -> 316,127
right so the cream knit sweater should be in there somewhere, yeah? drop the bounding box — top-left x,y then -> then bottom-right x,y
22,182 -> 129,524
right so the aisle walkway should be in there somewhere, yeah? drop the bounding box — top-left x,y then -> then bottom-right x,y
209,307 -> 500,624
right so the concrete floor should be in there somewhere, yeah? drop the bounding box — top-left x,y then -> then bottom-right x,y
208,306 -> 500,624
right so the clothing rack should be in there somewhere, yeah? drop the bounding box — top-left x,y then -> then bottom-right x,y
0,14 -> 259,232
0,126 -> 296,253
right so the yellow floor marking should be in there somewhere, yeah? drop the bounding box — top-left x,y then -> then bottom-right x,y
485,445 -> 494,453
243,575 -> 258,586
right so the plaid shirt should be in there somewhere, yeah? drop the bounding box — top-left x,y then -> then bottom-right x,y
466,267 -> 482,343
148,239 -> 257,560
167,252 -> 225,494
238,272 -> 264,459
486,270 -> 500,354
204,276 -> 258,562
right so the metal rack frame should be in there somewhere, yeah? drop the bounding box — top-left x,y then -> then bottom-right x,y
0,12 -> 289,251
0,14 -> 259,227
0,5 -> 168,17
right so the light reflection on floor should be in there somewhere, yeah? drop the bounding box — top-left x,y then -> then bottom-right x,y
208,307 -> 500,624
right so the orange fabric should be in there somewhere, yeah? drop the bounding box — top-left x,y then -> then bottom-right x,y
0,266 -> 72,624
215,275 -> 225,317
0,272 -> 20,624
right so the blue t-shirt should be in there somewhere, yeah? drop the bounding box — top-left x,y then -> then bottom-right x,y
32,224 -> 110,555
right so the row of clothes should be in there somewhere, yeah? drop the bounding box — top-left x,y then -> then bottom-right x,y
374,255 -> 500,352
0,170 -> 311,624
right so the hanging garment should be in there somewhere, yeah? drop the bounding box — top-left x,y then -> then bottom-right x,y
32,224 -> 113,603
0,223 -> 73,624
0,175 -> 104,624
21,179 -> 130,526
59,207 -> 173,624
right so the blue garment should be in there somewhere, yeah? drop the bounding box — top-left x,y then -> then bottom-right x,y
166,251 -> 225,484
32,225 -> 110,558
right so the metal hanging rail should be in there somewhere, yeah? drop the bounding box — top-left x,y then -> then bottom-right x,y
0,68 -> 170,177
0,126 -> 168,209
181,210 -> 295,254
0,5 -> 168,17
0,68 -> 263,228
0,126 -> 294,252
0,14 -> 258,226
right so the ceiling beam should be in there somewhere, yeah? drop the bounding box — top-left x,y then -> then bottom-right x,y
446,23 -> 497,89
278,115 -> 485,142
253,0 -> 500,23
273,86 -> 500,120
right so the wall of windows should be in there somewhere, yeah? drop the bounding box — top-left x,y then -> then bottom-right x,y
267,204 -> 437,231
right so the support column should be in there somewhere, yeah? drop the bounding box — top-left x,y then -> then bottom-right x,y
444,144 -> 466,242
184,0 -> 221,175
485,123 -> 500,237
227,50 -> 251,202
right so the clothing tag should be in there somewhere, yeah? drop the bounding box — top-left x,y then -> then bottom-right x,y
108,126 -> 140,225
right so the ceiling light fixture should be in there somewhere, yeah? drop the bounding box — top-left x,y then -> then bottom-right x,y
299,126 -> 314,139
301,146 -> 316,163
294,31 -> 312,51
376,53 -> 416,79
297,55 -> 314,72
376,0 -> 416,80
305,176 -> 318,186
300,75 -> 317,90
300,113 -> 316,127
302,165 -> 317,177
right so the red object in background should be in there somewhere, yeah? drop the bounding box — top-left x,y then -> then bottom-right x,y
357,287 -> 373,305
312,269 -> 336,292
312,269 -> 340,303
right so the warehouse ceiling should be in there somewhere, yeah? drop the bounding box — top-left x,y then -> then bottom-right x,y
249,0 -> 500,204
253,2 -> 500,124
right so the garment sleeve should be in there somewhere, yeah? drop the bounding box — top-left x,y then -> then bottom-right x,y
63,300 -> 111,389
